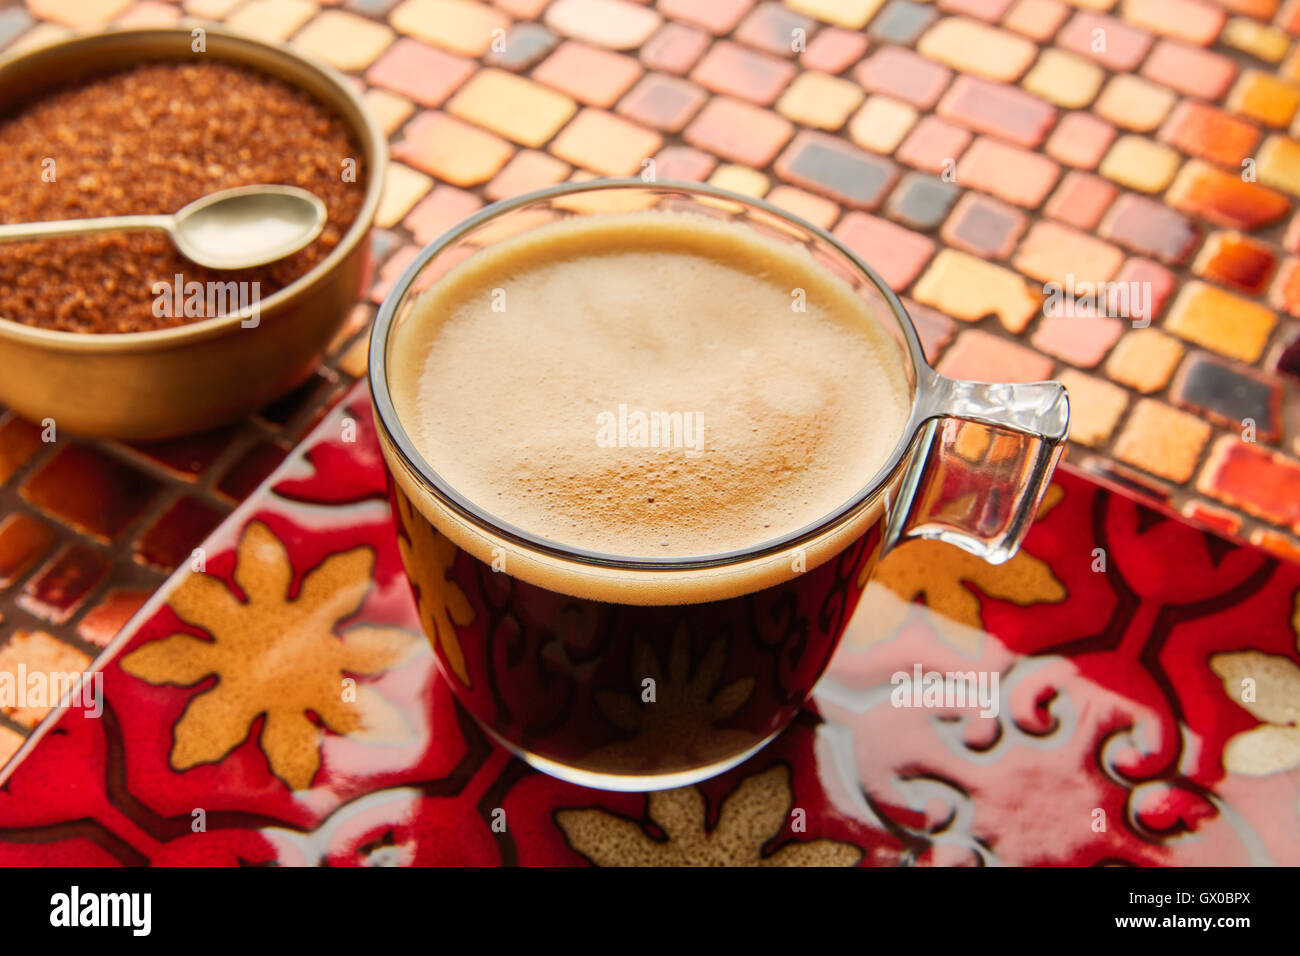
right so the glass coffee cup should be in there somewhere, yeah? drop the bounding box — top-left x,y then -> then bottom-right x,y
369,180 -> 1068,791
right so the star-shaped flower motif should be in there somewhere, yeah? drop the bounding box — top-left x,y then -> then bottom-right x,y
1210,593 -> 1300,776
556,765 -> 862,866
121,521 -> 421,790
393,490 -> 475,686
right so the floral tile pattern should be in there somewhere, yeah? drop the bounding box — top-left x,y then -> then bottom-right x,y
0,382 -> 1297,866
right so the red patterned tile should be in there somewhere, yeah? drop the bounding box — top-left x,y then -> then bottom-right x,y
683,95 -> 794,167
691,39 -> 796,106
1198,437 -> 1300,531
20,445 -> 161,542
854,45 -> 953,110
936,74 -> 1057,148
955,136 -> 1060,207
831,213 -> 936,290
0,513 -> 56,591
18,543 -> 110,625
134,496 -> 226,573
774,130 -> 899,209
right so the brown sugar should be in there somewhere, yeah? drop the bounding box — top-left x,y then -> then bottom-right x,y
0,60 -> 366,334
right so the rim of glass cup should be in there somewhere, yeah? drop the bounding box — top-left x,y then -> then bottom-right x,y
369,178 -> 939,572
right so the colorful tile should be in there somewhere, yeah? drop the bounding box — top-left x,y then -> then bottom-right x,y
1097,135 -> 1181,194
1002,0 -> 1069,41
955,136 -> 1060,207
639,21 -> 711,73
485,22 -> 559,71
912,249 -> 1041,331
1164,280 -> 1278,363
0,514 -> 56,591
447,69 -> 577,147
1105,328 -> 1185,393
1166,159 -> 1290,230
847,95 -> 918,154
764,185 -> 840,227
774,130 -> 899,209
364,88 -> 417,135
1014,220 -> 1124,285
1044,111 -> 1116,169
885,172 -> 961,230
21,446 -> 161,543
292,9 -> 396,70
375,162 -> 433,228
657,0 -> 752,34
935,328 -> 1055,380
1198,437 -> 1300,531
1108,257 -> 1177,324
776,71 -> 865,130
917,16 -> 1039,81
854,46 -> 953,110
831,213 -> 936,290
1093,74 -> 1176,132
1032,308 -> 1124,367
940,191 -> 1027,258
683,96 -> 794,167
403,184 -> 483,244
18,544 -> 111,626
1141,39 -> 1237,100
1021,48 -> 1104,108
0,416 -> 43,486
550,108 -> 663,175
1113,399 -> 1212,483
690,40 -> 797,106
735,2 -> 819,57
708,164 -> 770,197
1272,257 -> 1300,317
1171,353 -> 1283,441
869,0 -> 938,43
651,145 -> 717,181
1044,171 -> 1118,230
1256,135 -> 1300,196
543,0 -> 662,49
1227,70 -> 1300,129
784,0 -> 885,29
901,297 -> 958,362
616,73 -> 707,133
1057,11 -> 1153,71
896,116 -> 973,174
1221,16 -> 1291,62
0,631 -> 90,726
936,74 -> 1058,148
1159,101 -> 1261,167
134,496 -> 225,573
390,0 -> 510,56
534,41 -> 643,108
76,589 -> 151,649
224,0 -> 319,43
1120,0 -> 1225,46
1099,193 -> 1200,264
1052,369 -> 1128,446
1192,232 -> 1277,295
800,28 -> 869,74
393,110 -> 515,185
484,149 -> 570,200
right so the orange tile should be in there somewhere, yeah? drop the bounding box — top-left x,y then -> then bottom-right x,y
683,96 -> 794,167
1228,70 -> 1300,129
1093,74 -> 1175,132
485,150 -> 571,201
775,71 -> 865,130
935,328 -> 1055,381
956,136 -> 1060,207
27,0 -> 132,26
0,630 -> 91,728
550,108 -> 663,176
917,15 -> 1038,81
1054,369 -> 1128,447
912,249 -> 1042,332
543,0 -> 663,50
1113,399 -> 1212,483
390,0 -> 511,56
293,10 -> 395,70
392,111 -> 514,186
447,69 -> 577,147
1013,220 -> 1124,285
764,185 -> 839,228
534,41 -> 643,108
1105,329 -> 1184,393
1164,280 -> 1277,362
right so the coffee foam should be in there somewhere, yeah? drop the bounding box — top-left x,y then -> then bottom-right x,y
388,211 -> 912,569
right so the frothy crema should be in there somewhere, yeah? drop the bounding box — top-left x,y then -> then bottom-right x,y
387,212 -> 912,563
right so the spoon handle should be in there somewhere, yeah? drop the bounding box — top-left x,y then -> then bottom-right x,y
0,214 -> 172,244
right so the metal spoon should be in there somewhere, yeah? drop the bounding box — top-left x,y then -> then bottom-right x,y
0,184 -> 328,270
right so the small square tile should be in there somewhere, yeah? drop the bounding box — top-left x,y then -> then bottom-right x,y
1165,280 -> 1277,362
19,544 -> 111,626
886,172 -> 960,230
683,96 -> 794,167
870,0 -> 938,43
0,513 -> 56,591
1221,16 -> 1290,62
1002,0 -> 1069,41
913,249 -> 1041,331
735,2 -> 818,57
765,185 -> 839,227
1106,328 -> 1184,393
550,108 -> 663,175
1121,0 -> 1225,46
534,40 -> 644,108
1109,257 -> 1176,325
1053,369 -> 1128,446
1044,111 -> 1116,170
0,631 -> 91,725
776,71 -> 865,130
375,162 -> 433,228
1044,171 -> 1117,230
1272,257 -> 1300,317
1098,135 -> 1181,193
1014,219 -> 1124,285
936,74 -> 1057,148
404,184 -> 484,243
365,37 -> 474,107
485,150 -> 571,200
485,22 -> 559,71
691,39 -> 796,106
134,496 -> 225,572
1058,11 -> 1153,71
225,0 -> 319,43
1171,352 -> 1283,440
21,445 -> 161,542
1141,39 -> 1237,100
364,88 -> 416,135
1256,135 -> 1300,196
847,95 -> 918,153
936,329 -> 1054,381
1031,308 -> 1124,368
77,589 -> 151,648
917,16 -> 1038,82
448,68 -> 578,147
390,0 -> 510,56
896,116 -> 972,174
1166,159 -> 1290,230
1093,74 -> 1176,132
0,416 -> 43,486
393,110 -> 514,185
1159,101 -> 1261,167
1099,193 -> 1200,263
1114,399 -> 1212,483
832,213 -> 935,290
1192,231 -> 1277,294
293,9 -> 395,70
854,45 -> 952,110
902,297 -> 958,363
1228,70 -> 1300,129
640,21 -> 710,73
708,164 -> 769,197
1021,48 -> 1104,108
940,191 -> 1027,258
1197,437 -> 1300,531
956,136 -> 1060,207
774,130 -> 899,209
658,0 -> 752,34
216,441 -> 290,502
800,27 -> 869,74
122,427 -> 237,480
652,145 -> 716,181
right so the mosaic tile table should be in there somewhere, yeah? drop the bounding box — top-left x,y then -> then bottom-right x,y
2,0 -> 1300,770
2,383 -> 1299,866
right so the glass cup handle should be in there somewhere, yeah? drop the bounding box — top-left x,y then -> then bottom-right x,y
885,373 -> 1070,564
